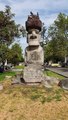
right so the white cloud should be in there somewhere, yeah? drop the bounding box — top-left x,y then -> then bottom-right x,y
9,0 -> 68,12
0,0 -> 68,26
0,0 -> 68,51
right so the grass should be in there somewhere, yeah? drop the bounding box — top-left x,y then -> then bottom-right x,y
0,71 -> 16,81
43,69 -> 65,79
0,82 -> 68,120
0,66 -> 67,119
0,65 -> 24,81
15,85 -> 64,103
0,65 -> 64,81
14,65 -> 24,69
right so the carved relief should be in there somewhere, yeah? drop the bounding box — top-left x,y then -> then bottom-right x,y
30,52 -> 40,61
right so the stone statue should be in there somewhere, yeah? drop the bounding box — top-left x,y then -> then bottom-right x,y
23,12 -> 44,84
25,12 -> 44,65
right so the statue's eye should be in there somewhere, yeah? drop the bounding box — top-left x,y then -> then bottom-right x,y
35,30 -> 39,34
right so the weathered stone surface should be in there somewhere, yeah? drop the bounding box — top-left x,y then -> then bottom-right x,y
25,46 -> 44,65
23,64 -> 44,83
24,13 -> 44,84
42,80 -> 52,88
11,75 -> 21,85
45,76 -> 59,85
27,30 -> 41,46
58,79 -> 68,90
11,74 -> 25,85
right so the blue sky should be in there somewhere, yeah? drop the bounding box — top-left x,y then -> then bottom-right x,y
0,0 -> 68,53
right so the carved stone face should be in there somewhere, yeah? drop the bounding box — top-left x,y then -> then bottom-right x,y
27,29 -> 41,46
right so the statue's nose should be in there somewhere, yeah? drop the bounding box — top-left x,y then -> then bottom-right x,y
30,31 -> 37,39
32,31 -> 36,36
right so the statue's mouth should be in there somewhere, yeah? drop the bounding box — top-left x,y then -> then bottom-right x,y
30,36 -> 37,39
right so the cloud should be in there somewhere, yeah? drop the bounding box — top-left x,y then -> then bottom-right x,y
0,0 -> 68,26
0,0 -> 68,50
7,0 -> 68,12
8,0 -> 68,26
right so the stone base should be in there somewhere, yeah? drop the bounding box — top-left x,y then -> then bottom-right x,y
58,79 -> 68,90
23,64 -> 44,83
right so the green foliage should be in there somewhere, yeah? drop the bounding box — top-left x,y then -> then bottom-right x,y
43,69 -> 65,79
44,13 -> 68,62
0,44 -> 8,63
9,43 -> 24,65
0,6 -> 20,45
14,65 -> 24,69
0,6 -> 25,67
30,94 -> 41,100
0,71 -> 16,81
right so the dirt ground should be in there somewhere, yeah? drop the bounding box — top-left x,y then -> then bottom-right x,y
0,79 -> 68,120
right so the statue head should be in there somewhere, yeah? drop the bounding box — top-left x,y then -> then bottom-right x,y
25,12 -> 42,46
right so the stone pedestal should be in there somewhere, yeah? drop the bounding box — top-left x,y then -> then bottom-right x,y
23,64 -> 44,83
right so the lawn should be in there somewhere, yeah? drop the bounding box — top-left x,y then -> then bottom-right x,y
0,82 -> 68,120
44,69 -> 65,79
0,67 -> 65,81
0,69 -> 66,119
14,65 -> 24,69
0,65 -> 24,81
0,68 -> 68,120
0,71 -> 16,81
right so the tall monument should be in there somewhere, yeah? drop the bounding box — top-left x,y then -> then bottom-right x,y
23,12 -> 44,84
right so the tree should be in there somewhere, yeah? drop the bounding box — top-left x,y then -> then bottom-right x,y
10,43 -> 24,65
45,13 -> 68,62
0,44 -> 8,66
0,6 -> 21,45
0,6 -> 25,68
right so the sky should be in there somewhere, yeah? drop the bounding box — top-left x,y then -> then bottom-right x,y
0,0 -> 68,53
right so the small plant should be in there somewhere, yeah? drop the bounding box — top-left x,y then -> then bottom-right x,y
30,94 -> 41,100
55,88 -> 64,94
40,96 -> 46,104
45,87 -> 53,93
53,94 -> 62,101
46,96 -> 53,102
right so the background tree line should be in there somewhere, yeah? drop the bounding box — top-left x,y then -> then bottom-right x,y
0,6 -> 25,68
43,13 -> 68,63
0,5 -> 68,68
